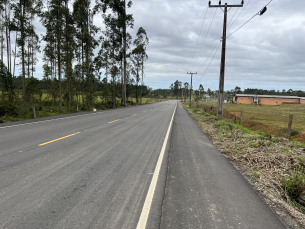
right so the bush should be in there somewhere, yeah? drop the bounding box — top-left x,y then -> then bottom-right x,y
282,167 -> 305,213
0,105 -> 5,116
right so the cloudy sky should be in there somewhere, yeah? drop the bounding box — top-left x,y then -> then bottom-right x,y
6,0 -> 305,91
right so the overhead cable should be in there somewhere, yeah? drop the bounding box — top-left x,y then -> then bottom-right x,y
189,8 -> 218,71
186,6 -> 209,73
227,0 -> 252,30
193,40 -> 221,87
226,0 -> 274,38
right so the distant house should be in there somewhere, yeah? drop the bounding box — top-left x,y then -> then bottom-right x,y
233,94 -> 305,105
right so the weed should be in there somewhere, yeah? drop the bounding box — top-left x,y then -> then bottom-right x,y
282,167 -> 305,213
222,149 -> 231,154
280,146 -> 290,154
296,156 -> 305,163
249,141 -> 259,148
264,150 -> 270,156
251,171 -> 260,178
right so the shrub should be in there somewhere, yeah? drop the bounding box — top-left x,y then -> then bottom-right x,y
282,167 -> 305,213
0,105 -> 5,116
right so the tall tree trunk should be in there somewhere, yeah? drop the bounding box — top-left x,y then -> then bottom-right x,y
121,58 -> 123,104
27,36 -> 30,78
31,46 -> 34,78
9,8 -> 11,73
5,3 -> 9,71
81,40 -> 84,105
136,68 -> 138,104
123,0 -> 127,107
113,74 -> 115,108
86,38 -> 90,107
141,56 -> 144,105
13,32 -> 17,77
20,2 -> 26,104
65,0 -> 71,112
57,7 -> 62,111
0,10 -> 3,63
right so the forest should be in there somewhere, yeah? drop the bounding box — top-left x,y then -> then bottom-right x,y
0,0 -> 153,120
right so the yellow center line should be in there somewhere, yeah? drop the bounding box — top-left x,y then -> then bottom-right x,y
132,114 -> 137,116
108,119 -> 119,123
39,132 -> 80,146
143,111 -> 146,112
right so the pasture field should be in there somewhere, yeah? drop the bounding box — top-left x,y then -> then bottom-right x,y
198,102 -> 305,143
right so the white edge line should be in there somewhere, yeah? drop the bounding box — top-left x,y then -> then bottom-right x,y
136,102 -> 177,229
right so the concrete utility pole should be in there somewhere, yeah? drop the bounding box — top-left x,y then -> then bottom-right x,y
187,72 -> 197,107
209,0 -> 243,119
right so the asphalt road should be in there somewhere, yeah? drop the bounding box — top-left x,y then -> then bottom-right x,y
0,100 -> 287,229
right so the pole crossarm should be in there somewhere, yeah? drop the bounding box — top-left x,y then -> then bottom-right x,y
209,4 -> 243,7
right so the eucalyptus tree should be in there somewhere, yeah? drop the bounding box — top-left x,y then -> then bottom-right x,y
99,14 -> 122,108
130,45 -> 141,103
73,0 -> 90,105
25,23 -> 40,78
73,0 -> 99,107
95,0 -> 134,107
11,0 -> 37,104
41,0 -> 65,111
0,0 -> 4,63
62,0 -> 76,112
133,27 -> 148,104
199,84 -> 204,98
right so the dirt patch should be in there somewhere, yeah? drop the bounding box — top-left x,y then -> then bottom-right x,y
183,102 -> 305,228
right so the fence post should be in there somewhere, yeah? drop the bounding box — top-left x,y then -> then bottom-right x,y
287,114 -> 293,139
32,106 -> 36,119
239,110 -> 243,125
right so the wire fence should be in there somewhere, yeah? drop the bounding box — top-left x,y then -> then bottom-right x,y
193,102 -> 305,143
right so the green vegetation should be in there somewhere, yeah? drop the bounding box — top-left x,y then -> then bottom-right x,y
196,101 -> 305,143
282,168 -> 305,213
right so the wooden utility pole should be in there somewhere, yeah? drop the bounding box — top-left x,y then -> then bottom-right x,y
209,0 -> 244,119
187,72 -> 197,107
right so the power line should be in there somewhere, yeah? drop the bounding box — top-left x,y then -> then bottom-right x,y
193,40 -> 221,88
227,0 -> 274,38
189,8 -> 218,72
227,0 -> 252,30
195,39 -> 219,73
227,7 -> 239,28
186,6 -> 209,73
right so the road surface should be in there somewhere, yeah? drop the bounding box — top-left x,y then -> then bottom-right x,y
0,100 -> 287,228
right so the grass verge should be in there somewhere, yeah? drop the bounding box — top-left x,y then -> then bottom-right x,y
0,98 -> 168,123
181,101 -> 305,228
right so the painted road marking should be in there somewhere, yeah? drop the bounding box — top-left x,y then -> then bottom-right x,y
136,102 -> 177,229
108,119 -> 119,124
131,114 -> 137,116
143,111 -> 146,112
38,132 -> 80,146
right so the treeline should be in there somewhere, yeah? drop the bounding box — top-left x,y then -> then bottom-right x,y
0,0 -> 150,115
167,81 -> 305,100
234,87 -> 305,97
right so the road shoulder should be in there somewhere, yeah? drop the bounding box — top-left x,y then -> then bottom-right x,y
160,102 -> 287,229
